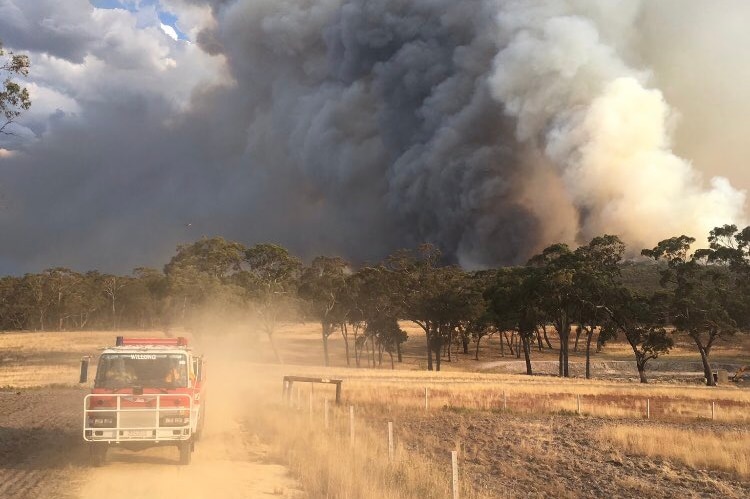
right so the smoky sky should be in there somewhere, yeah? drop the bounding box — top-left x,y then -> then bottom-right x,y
0,0 -> 748,275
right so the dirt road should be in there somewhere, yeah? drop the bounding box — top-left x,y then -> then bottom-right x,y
78,405 -> 302,499
0,384 -> 303,499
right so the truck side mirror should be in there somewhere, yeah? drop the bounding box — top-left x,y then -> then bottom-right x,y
195,357 -> 203,382
79,356 -> 90,383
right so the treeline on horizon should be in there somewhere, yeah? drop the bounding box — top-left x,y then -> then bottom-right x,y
2,224 -> 749,386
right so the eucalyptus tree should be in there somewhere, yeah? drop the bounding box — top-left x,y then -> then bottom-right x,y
0,41 -> 31,134
236,243 -> 302,363
487,266 -> 543,375
605,289 -> 673,383
697,224 -> 750,330
384,244 -> 442,370
298,256 -> 349,366
574,235 -> 626,379
527,244 -> 581,377
413,265 -> 484,371
643,235 -> 736,386
131,267 -> 169,329
364,315 -> 407,369
164,237 -> 247,327
346,265 -> 405,367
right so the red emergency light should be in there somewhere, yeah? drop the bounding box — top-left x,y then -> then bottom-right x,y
115,336 -> 188,347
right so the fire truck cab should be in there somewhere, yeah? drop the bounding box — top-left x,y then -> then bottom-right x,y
80,336 -> 206,466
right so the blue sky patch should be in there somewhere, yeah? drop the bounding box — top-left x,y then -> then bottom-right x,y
90,0 -> 188,40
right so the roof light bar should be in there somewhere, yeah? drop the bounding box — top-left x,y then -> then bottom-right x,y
115,337 -> 188,347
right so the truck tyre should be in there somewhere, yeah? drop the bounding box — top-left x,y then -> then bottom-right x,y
89,443 -> 108,467
179,439 -> 192,465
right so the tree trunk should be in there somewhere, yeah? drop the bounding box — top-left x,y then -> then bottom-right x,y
267,331 -> 284,364
389,351 -> 394,369
500,331 -> 505,357
696,340 -> 715,387
574,326 -> 581,352
637,362 -> 648,383
112,294 -> 117,331
557,321 -> 570,378
542,325 -> 553,349
462,334 -> 469,355
536,328 -> 543,352
341,323 -> 350,367
585,328 -> 594,379
447,327 -> 453,362
425,326 -> 433,371
321,322 -> 330,367
396,342 -> 403,363
354,332 -> 361,368
364,337 -> 375,367
475,335 -> 482,361
522,334 -> 532,375
504,331 -> 514,356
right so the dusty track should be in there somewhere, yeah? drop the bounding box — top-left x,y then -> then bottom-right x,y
0,383 -> 304,499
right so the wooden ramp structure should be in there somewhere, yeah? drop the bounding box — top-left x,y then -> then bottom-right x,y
282,375 -> 343,404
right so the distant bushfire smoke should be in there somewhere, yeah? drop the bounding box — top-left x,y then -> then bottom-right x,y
200,0 -> 744,266
0,0 -> 746,273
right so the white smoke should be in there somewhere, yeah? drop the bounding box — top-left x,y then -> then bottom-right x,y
489,0 -> 746,253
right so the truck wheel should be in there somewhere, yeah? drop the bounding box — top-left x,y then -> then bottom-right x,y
89,443 -> 108,467
179,440 -> 192,465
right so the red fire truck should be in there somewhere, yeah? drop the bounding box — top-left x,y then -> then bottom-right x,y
80,336 -> 206,466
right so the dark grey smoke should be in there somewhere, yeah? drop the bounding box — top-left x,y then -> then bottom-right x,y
0,0 -> 746,274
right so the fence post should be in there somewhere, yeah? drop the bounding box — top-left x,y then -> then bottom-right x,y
646,398 -> 650,420
324,398 -> 329,429
425,387 -> 429,410
503,391 -> 507,411
576,395 -> 581,415
388,421 -> 394,461
451,450 -> 459,499
349,406 -> 355,447
711,401 -> 716,421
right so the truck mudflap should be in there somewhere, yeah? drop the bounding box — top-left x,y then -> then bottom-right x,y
83,393 -> 193,443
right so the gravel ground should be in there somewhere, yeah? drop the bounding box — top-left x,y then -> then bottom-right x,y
390,409 -> 750,498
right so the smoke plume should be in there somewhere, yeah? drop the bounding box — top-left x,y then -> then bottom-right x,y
0,0 -> 746,272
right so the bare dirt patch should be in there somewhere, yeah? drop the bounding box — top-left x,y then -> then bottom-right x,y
391,410 -> 750,498
0,387 -> 88,499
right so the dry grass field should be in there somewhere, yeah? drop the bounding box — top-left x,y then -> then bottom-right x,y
1,323 -> 749,498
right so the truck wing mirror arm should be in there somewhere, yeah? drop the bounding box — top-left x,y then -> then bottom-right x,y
79,356 -> 91,383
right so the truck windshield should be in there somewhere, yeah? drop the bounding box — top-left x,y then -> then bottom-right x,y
95,353 -> 188,389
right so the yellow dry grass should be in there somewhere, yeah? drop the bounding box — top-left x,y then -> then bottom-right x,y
246,400 -> 489,499
599,425 -> 750,478
0,330 -> 165,388
2,327 -> 749,422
